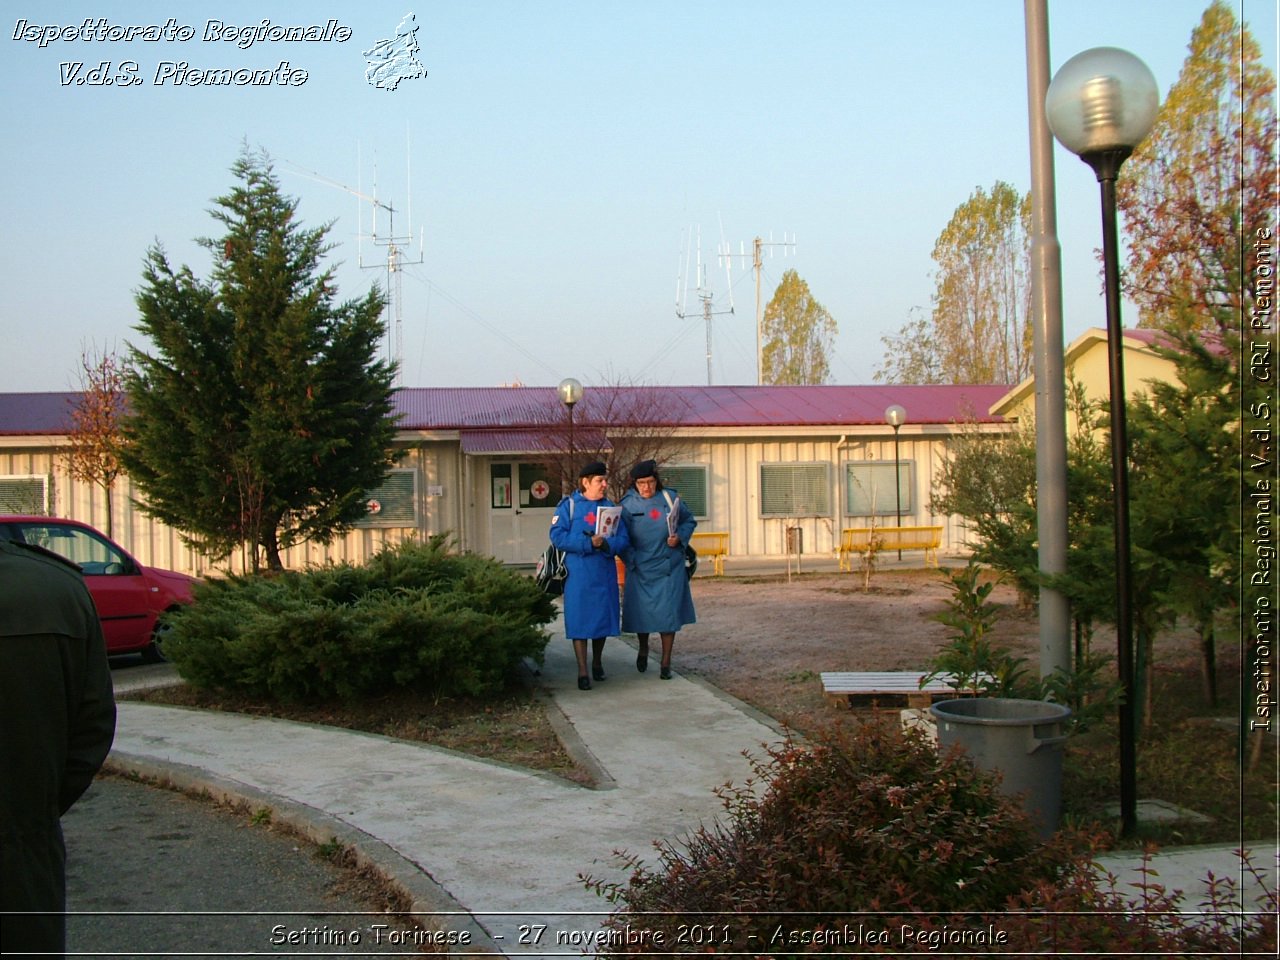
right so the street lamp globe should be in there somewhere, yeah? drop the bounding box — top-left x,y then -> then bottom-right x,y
557,377 -> 583,409
1045,47 -> 1158,162
884,404 -> 906,429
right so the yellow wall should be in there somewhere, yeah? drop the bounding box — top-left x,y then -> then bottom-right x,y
991,328 -> 1180,430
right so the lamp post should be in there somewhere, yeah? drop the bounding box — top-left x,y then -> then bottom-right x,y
558,377 -> 583,492
884,404 -> 906,560
1047,46 -> 1159,839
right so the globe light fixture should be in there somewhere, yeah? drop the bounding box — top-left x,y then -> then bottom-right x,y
1047,46 -> 1159,838
557,377 -> 583,410
1046,47 -> 1159,162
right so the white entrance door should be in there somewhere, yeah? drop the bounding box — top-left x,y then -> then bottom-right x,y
488,462 -> 560,564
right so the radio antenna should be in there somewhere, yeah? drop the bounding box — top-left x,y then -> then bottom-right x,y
283,142 -> 424,383
676,223 -> 735,385
719,231 -> 795,385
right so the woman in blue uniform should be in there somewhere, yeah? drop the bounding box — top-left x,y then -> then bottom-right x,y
620,460 -> 696,679
549,461 -> 629,690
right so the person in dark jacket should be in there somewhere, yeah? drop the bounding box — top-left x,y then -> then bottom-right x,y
1,539 -> 117,958
549,461 -> 629,689
619,460 -> 696,679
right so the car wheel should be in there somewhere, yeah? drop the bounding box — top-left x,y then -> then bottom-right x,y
142,617 -> 173,663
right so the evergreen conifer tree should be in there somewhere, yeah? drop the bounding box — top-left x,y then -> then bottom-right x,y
120,147 -> 400,571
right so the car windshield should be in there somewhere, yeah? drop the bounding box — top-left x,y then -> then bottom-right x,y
15,523 -> 129,576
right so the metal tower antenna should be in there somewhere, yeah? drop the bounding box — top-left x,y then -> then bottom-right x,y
719,232 -> 795,384
676,225 -> 734,385
282,147 -> 424,384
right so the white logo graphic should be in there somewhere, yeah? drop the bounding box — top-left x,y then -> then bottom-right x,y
363,13 -> 427,91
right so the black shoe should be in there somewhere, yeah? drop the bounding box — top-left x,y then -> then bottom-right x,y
660,666 -> 672,680
636,646 -> 649,673
592,665 -> 606,682
578,676 -> 591,691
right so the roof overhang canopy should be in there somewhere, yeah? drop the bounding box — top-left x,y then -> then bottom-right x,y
459,428 -> 610,456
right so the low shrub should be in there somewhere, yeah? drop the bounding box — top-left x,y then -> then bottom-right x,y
923,561 -> 1121,732
585,720 -> 1277,955
165,535 -> 558,702
999,849 -> 1279,956
922,561 -> 1035,698
584,721 -> 1084,949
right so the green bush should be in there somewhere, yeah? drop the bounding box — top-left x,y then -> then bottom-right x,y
165,535 -> 558,702
922,561 -> 1034,698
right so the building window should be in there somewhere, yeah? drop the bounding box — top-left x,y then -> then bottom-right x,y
845,461 -> 914,517
355,469 -> 418,527
759,462 -> 830,518
659,465 -> 708,518
0,475 -> 49,514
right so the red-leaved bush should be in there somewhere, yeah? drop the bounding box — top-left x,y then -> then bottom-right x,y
583,721 -> 1277,956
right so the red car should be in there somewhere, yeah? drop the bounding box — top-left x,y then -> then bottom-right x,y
0,515 -> 197,661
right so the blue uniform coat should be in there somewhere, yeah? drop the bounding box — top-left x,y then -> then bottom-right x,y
620,487 -> 696,634
549,492 -> 629,640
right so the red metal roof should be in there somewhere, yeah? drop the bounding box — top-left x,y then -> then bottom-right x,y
0,384 -> 1008,437
0,392 -> 81,435
393,384 -> 1008,430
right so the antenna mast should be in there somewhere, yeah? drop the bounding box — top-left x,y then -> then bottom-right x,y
675,225 -> 734,385
719,232 -> 795,384
283,145 -> 424,384
358,147 -> 424,384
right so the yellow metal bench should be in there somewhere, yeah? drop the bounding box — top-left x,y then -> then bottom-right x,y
838,525 -> 943,569
689,531 -> 729,576
820,671 -> 991,709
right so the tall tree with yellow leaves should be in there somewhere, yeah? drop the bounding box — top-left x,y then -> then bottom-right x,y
878,181 -> 1031,385
760,270 -> 837,385
1116,0 -> 1276,335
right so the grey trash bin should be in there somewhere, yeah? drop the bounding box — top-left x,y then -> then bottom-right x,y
930,698 -> 1072,838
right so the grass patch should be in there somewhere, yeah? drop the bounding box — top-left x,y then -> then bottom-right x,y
1061,653 -> 1276,848
126,679 -> 594,787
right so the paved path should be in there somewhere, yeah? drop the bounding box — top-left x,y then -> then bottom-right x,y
109,630 -> 784,954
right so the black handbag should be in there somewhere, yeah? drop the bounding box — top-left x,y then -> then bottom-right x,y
535,542 -> 567,596
536,498 -> 574,595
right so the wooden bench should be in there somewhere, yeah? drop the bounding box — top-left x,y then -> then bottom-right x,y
689,531 -> 729,576
820,671 -> 990,709
838,525 -> 944,570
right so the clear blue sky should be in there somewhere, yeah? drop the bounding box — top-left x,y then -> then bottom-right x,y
3,2 -> 1275,391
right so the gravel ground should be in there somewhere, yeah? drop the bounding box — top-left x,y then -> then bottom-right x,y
62,774 -> 430,957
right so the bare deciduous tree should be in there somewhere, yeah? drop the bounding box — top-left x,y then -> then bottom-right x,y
65,345 -> 126,537
530,377 -> 695,500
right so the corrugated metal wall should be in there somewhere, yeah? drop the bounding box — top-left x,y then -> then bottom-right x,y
660,429 -> 970,560
2,427 -> 978,575
0,439 -> 466,577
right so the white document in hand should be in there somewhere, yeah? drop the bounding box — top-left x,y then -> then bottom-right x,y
595,505 -> 622,537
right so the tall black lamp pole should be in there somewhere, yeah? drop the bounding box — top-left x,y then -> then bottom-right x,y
558,377 -> 583,492
1047,46 -> 1159,838
884,404 -> 906,560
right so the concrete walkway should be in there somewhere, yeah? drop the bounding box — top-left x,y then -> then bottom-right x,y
108,614 -> 1277,956
109,628 -> 785,954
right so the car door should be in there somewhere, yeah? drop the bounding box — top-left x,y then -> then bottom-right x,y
15,521 -> 156,654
